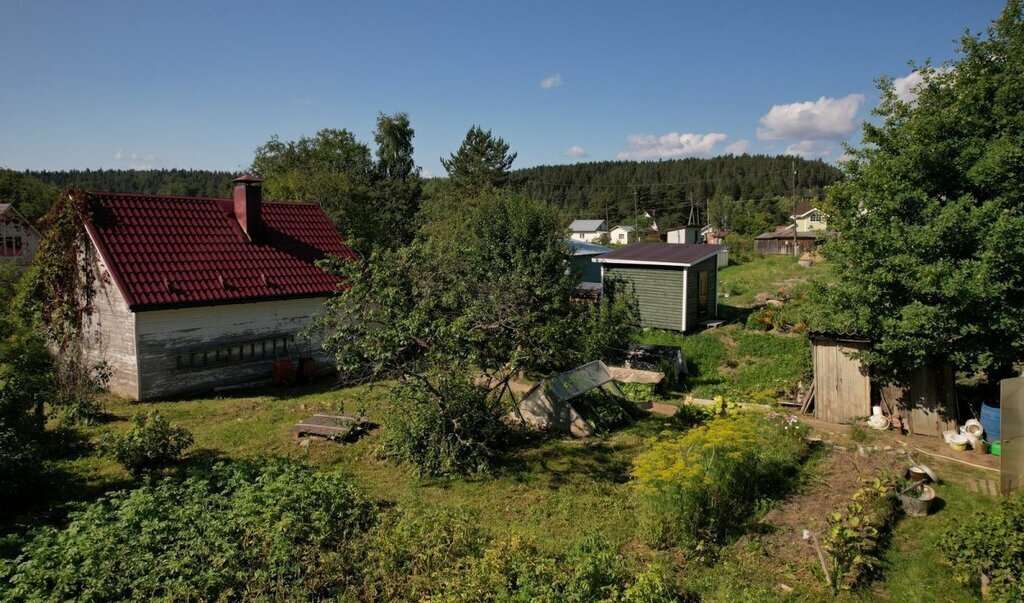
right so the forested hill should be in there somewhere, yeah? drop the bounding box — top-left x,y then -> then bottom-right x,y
508,155 -> 843,228
28,169 -> 235,198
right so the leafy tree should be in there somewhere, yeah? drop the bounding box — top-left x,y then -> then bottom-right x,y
0,319 -> 53,500
819,0 -> 1024,383
251,128 -> 376,246
315,190 -> 638,475
0,169 -> 57,222
251,118 -> 422,251
440,126 -> 517,193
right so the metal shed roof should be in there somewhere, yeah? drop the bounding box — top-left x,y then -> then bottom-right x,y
593,243 -> 723,267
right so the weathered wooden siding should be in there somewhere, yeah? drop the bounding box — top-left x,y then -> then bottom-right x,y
755,237 -> 817,255
812,338 -> 871,424
685,255 -> 718,328
604,265 -> 684,331
880,363 -> 957,437
0,211 -> 40,266
134,297 -> 332,401
80,249 -> 139,399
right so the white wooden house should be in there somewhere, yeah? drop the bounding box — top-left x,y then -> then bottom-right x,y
609,225 -> 637,244
567,219 -> 608,243
76,175 -> 356,401
0,203 -> 41,267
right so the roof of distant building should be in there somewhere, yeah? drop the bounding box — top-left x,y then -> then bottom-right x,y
79,191 -> 357,310
594,243 -> 723,267
568,219 -> 607,232
567,239 -> 612,256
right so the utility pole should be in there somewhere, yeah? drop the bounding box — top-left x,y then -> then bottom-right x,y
791,159 -> 798,257
633,187 -> 639,244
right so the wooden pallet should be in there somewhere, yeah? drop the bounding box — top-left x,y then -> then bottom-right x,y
965,478 -> 1001,496
291,413 -> 372,442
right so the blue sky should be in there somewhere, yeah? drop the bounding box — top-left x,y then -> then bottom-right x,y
0,0 -> 1005,176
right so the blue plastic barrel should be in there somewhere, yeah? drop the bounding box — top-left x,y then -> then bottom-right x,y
980,401 -> 1001,443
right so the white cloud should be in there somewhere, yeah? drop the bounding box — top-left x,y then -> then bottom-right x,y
420,168 -> 434,179
565,145 -> 587,158
113,149 -> 158,170
892,68 -> 950,104
724,139 -> 750,155
757,94 -> 864,141
540,73 -> 562,89
616,132 -> 728,160
784,140 -> 835,159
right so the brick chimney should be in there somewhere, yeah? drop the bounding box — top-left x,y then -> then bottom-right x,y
233,174 -> 263,242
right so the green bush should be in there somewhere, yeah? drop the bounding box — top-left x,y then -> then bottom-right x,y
942,491 -> 1024,602
0,321 -> 53,500
823,475 -> 899,591
724,233 -> 756,265
618,381 -> 657,403
381,371 -> 511,477
1,461 -> 378,601
433,534 -> 680,603
103,410 -> 194,477
631,412 -> 809,551
745,307 -> 775,331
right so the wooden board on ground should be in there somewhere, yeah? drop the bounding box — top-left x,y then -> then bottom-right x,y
291,413 -> 372,441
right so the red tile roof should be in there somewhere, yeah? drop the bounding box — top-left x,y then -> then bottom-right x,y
81,191 -> 357,310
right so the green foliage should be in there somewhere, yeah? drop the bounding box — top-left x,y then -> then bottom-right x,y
0,460 -> 377,601
0,169 -> 58,222
509,155 -> 840,232
942,490 -> 1024,602
571,388 -> 638,433
577,287 -> 641,365
671,403 -> 712,429
380,371 -> 511,477
819,0 -> 1024,382
631,412 -> 809,551
28,168 -> 233,200
251,117 -> 422,251
103,410 -> 194,477
723,232 -> 756,264
441,125 -> 517,194
823,475 -> 899,591
617,381 -> 657,403
0,320 -> 53,500
745,307 -> 775,331
432,534 -> 680,603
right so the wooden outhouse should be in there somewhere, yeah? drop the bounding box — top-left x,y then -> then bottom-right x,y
809,332 -> 957,437
76,175 -> 356,401
594,243 -> 722,332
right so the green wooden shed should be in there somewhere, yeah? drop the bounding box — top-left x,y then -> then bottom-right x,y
594,243 -> 722,332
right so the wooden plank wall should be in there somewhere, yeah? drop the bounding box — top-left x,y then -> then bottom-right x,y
80,248 -> 140,399
880,363 -> 957,437
605,265 -> 684,331
685,255 -> 718,327
134,297 -> 332,401
813,338 -> 871,424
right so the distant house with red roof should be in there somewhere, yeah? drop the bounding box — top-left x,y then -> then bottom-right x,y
77,175 -> 356,400
0,203 -> 41,267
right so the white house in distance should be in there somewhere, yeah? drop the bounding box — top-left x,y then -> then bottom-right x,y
0,203 -> 41,267
792,202 -> 828,231
76,175 -> 356,401
665,225 -> 701,244
642,210 -> 659,232
568,219 -> 608,243
609,224 -> 636,244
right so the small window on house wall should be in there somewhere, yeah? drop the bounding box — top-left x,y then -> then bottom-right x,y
1,236 -> 22,256
810,212 -> 822,222
176,334 -> 293,369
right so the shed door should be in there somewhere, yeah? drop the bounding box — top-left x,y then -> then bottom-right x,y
813,340 -> 871,424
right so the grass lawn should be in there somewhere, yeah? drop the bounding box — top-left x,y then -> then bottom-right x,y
637,324 -> 811,402
718,254 -> 831,308
8,378 -> 998,602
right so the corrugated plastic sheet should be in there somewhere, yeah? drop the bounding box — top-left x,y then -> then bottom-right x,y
83,192 -> 357,310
